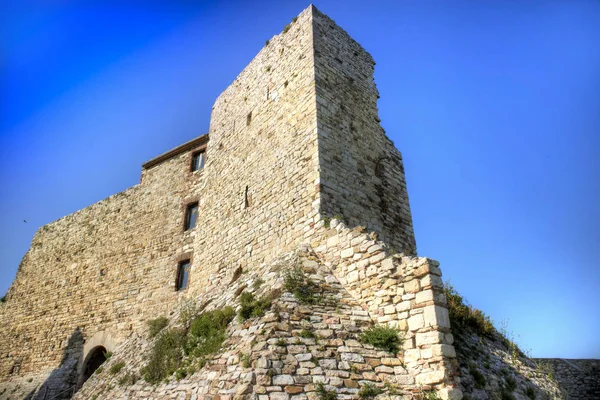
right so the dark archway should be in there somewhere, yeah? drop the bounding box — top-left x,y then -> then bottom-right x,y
81,346 -> 106,384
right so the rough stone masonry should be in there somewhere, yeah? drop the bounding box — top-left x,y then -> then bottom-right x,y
0,5 -> 462,400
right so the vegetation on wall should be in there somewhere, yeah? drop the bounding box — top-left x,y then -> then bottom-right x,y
283,266 -> 320,304
238,291 -> 273,321
141,307 -> 235,384
444,282 -> 494,338
360,325 -> 402,354
147,316 -> 169,338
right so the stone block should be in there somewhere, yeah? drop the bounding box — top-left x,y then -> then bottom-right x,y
415,370 -> 445,385
423,305 -> 451,328
431,344 -> 456,358
407,314 -> 424,331
273,375 -> 295,385
404,279 -> 421,293
415,331 -> 444,346
415,289 -> 435,304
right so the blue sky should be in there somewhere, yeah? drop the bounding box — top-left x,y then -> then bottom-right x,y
1,0 -> 599,358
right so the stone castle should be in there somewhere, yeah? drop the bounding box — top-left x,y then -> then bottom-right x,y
2,5 -> 594,400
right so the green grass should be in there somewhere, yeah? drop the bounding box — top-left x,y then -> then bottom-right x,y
360,325 -> 402,354
358,383 -> 382,399
299,329 -> 317,339
109,361 -> 125,375
252,278 -> 265,290
316,382 -> 337,400
118,372 -> 137,386
283,266 -> 320,304
240,353 -> 251,368
147,316 -> 169,338
141,306 -> 235,384
238,292 -> 272,321
444,282 -> 494,338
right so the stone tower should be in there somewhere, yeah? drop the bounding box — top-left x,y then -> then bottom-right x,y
0,6 -> 461,400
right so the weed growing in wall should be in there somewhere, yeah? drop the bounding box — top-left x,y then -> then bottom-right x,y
109,361 -> 125,375
238,292 -> 273,320
147,316 -> 169,338
360,325 -> 402,354
252,278 -> 264,291
299,328 -> 317,339
118,372 -> 138,386
141,307 -> 235,384
316,382 -> 338,400
421,389 -> 442,400
358,383 -> 383,399
283,266 -> 320,304
444,282 -> 494,338
470,367 -> 486,389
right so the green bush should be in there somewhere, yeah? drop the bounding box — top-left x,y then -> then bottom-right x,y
284,266 -> 320,304
147,316 -> 169,338
187,307 -> 235,358
360,325 -> 402,354
444,282 -> 495,338
316,382 -> 337,400
470,367 -> 486,389
0,296 -> 5,303
109,361 -> 125,375
505,376 -> 517,391
141,327 -> 187,384
238,292 -> 272,320
358,383 -> 382,399
525,386 -> 535,399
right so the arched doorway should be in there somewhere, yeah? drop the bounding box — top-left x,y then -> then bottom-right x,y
76,330 -> 120,390
81,346 -> 106,383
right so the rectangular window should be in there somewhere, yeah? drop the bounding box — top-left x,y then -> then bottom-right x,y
176,260 -> 190,291
191,151 -> 205,171
185,202 -> 198,230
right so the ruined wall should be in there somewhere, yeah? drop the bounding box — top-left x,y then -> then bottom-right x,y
312,9 -> 416,256
309,219 -> 461,399
534,358 -> 600,399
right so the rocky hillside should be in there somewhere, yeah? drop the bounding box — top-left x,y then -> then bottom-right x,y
444,285 -> 563,400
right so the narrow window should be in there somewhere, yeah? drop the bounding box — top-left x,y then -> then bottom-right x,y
185,202 -> 198,230
247,112 -> 252,126
191,150 -> 205,172
176,260 -> 190,291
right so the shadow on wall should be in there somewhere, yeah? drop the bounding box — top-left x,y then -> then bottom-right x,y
454,330 -> 565,400
24,328 -> 84,400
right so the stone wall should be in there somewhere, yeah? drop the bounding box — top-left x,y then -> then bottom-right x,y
72,246 -> 456,400
309,218 -> 460,399
534,358 -> 600,399
312,9 -> 416,255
